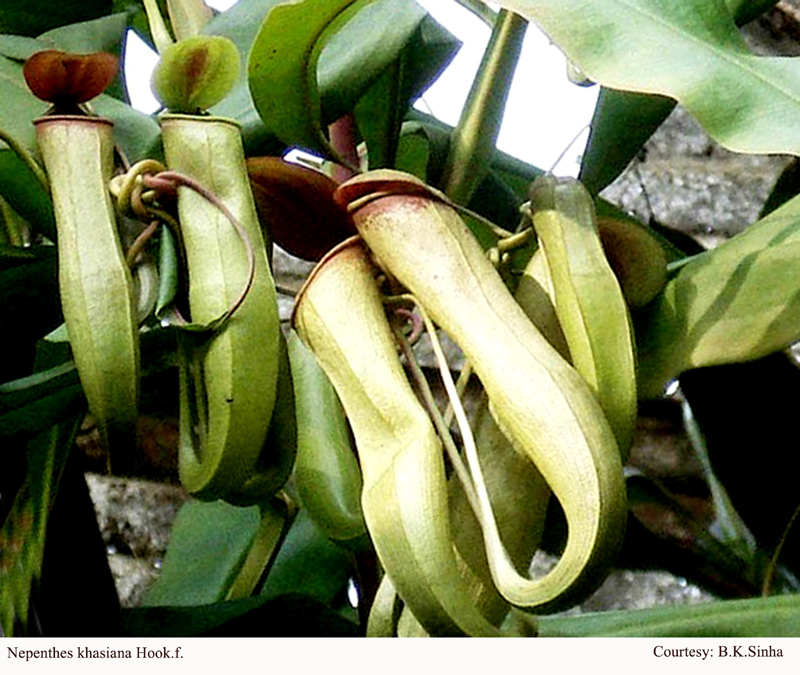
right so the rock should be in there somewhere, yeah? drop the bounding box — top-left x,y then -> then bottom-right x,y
601,106 -> 792,248
85,473 -> 187,607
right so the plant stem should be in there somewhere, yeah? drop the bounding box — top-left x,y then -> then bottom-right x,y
456,0 -> 498,26
441,10 -> 527,205
143,0 -> 175,53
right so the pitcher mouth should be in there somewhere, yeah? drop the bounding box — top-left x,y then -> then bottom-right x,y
158,112 -> 241,130
290,234 -> 368,328
334,169 -> 452,214
33,114 -> 113,127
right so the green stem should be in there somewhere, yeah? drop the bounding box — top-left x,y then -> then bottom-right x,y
441,10 -> 527,205
143,0 -> 175,53
456,0 -> 498,26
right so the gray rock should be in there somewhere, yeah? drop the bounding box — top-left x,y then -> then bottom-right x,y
85,473 -> 187,607
600,106 -> 792,246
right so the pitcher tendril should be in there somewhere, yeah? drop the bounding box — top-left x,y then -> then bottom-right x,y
125,219 -> 160,268
390,311 -> 481,519
112,162 -> 258,329
393,307 -> 424,344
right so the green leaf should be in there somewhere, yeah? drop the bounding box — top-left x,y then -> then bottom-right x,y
37,12 -> 129,55
355,57 -> 406,170
539,593 -> 800,637
637,192 -> 800,398
258,509 -> 356,605
0,415 -> 81,636
247,0 -> 370,158
0,53 -> 48,152
93,94 -> 161,161
196,0 -> 287,152
204,0 -> 453,154
143,500 -> 352,613
0,36 -> 46,61
579,89 -> 675,197
579,2 -> 781,196
395,123 -> 432,180
202,0 -> 284,70
246,0 -> 445,157
0,0 -> 112,38
121,594 -> 359,636
497,0 -> 800,156
355,15 -> 460,171
0,364 -> 84,442
143,499 -> 263,607
316,0 -> 428,120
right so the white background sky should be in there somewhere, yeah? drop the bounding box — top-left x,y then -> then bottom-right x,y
125,0 -> 598,175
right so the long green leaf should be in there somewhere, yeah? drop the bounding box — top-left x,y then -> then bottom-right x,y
0,53 -> 47,152
121,594 -> 358,636
493,0 -> 800,156
579,89 -> 675,197
0,11 -> 131,62
539,593 -> 800,636
93,95 -> 161,161
38,12 -> 129,55
0,36 -> 46,61
0,362 -> 84,442
637,192 -> 800,398
316,0 -> 429,120
0,361 -> 77,413
257,509 -> 356,605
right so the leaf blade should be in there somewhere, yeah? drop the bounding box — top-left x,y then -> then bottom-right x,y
493,0 -> 800,156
